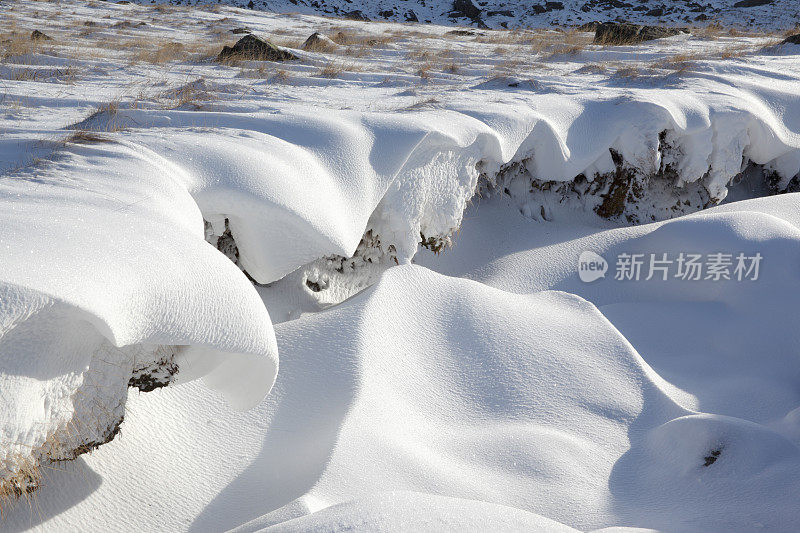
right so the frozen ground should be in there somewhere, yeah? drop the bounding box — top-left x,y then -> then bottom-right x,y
2,0 -> 800,531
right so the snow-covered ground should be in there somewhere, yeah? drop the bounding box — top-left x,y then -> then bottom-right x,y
154,0 -> 800,31
2,0 -> 800,531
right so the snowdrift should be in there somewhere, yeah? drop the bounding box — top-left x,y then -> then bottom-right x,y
8,239 -> 800,530
57,55 -> 800,319
0,141 -> 279,495
2,2 -> 800,529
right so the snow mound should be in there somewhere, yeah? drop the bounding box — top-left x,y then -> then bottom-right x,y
68,62 -> 800,317
233,491 -> 580,532
15,255 -> 799,531
184,264 -> 691,531
0,141 -> 278,494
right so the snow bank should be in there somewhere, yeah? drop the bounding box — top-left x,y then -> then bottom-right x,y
64,60 -> 800,319
0,141 -> 278,493
3,2 -> 800,526
14,243 -> 800,531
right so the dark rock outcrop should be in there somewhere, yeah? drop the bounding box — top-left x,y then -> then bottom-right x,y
782,34 -> 800,45
30,30 -> 53,41
733,0 -> 773,7
450,0 -> 484,25
594,22 -> 684,45
343,10 -> 370,21
217,34 -> 298,62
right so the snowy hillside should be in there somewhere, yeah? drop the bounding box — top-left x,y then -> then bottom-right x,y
147,0 -> 800,29
2,0 -> 800,531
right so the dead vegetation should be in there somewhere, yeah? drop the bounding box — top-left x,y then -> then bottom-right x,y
64,130 -> 115,144
317,60 -> 361,78
129,40 -> 186,65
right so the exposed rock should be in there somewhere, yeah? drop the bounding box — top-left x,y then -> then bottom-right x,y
405,10 -> 419,22
302,32 -> 338,51
451,0 -> 483,23
545,1 -> 565,11
231,27 -> 251,34
488,10 -> 514,17
379,10 -> 394,18
782,33 -> 800,45
30,30 -> 53,41
733,0 -> 773,7
343,10 -> 370,21
577,21 -> 601,31
446,29 -> 477,36
217,34 -> 298,62
645,7 -> 664,16
594,22 -> 685,44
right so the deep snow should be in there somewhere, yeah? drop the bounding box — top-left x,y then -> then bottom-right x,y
2,0 -> 800,531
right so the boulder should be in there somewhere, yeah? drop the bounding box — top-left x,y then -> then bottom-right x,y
217,34 -> 297,62
30,30 -> 53,41
301,32 -> 338,51
343,10 -> 371,21
782,34 -> 800,45
594,22 -> 684,45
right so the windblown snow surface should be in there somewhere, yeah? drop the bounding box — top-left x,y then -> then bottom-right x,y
2,1 -> 800,531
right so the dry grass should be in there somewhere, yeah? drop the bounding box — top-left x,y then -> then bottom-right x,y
416,63 -> 432,80
0,31 -> 45,60
7,65 -> 79,83
317,60 -> 360,78
544,43 -> 585,59
476,29 -> 536,45
328,29 -> 393,47
401,97 -> 440,111
270,68 -> 291,83
129,40 -> 187,65
443,62 -> 459,74
491,56 -> 525,75
64,130 -> 115,144
575,63 -> 608,75
0,455 -> 41,515
614,66 -> 641,79
73,100 -> 127,133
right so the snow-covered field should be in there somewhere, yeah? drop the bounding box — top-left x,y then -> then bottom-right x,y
2,0 -> 800,531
